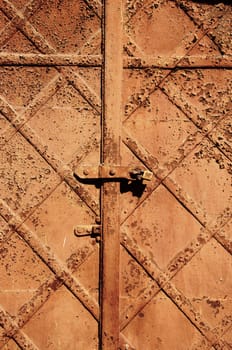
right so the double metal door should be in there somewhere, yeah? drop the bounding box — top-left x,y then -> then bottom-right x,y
0,0 -> 231,349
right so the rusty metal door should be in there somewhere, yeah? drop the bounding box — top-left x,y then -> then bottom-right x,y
0,1 -> 231,350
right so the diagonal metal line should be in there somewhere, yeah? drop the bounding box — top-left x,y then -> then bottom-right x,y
0,183 -> 63,248
0,1 -> 229,348
163,178 -> 208,227
16,245 -> 98,328
211,340 -> 231,350
193,316 -> 232,350
120,178 -> 162,226
0,198 -> 100,322
0,103 -> 17,147
122,105 -> 231,229
77,28 -> 101,55
174,0 -> 232,56
122,129 -> 160,174
122,33 -> 230,348
123,0 -> 230,124
159,88 -> 232,169
0,2 -> 101,215
0,73 -> 65,146
83,0 -> 102,19
0,307 -> 40,350
123,68 -> 171,122
165,219 -> 232,283
123,124 -> 202,181
208,125 -> 232,163
0,0 -> 101,113
0,170 -> 63,249
60,66 -> 101,113
119,333 -> 136,350
0,182 -> 64,260
0,245 -> 97,348
124,0 -> 155,25
120,232 -> 216,339
124,33 -> 146,58
0,216 -> 12,243
120,216 -> 232,342
68,133 -> 100,171
21,122 -> 100,216
0,94 -> 100,216
123,2 -> 230,123
119,220 -> 232,347
214,232 -> 232,256
0,0 -> 43,47
122,129 -> 205,224
0,236 -> 97,348
1,0 -> 42,18
163,173 -> 231,234
160,80 -> 231,134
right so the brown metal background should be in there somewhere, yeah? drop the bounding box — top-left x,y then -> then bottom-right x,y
0,0 -> 231,349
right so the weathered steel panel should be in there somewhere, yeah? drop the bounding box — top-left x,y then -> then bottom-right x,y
0,0 -> 101,349
120,1 -> 232,349
0,0 -> 231,349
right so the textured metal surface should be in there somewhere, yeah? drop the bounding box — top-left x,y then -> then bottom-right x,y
0,1 -> 101,349
100,1 -> 122,348
0,0 -> 231,349
120,1 -> 232,349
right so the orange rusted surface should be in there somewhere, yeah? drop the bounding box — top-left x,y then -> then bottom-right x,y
120,1 -> 232,350
0,0 -> 101,349
0,1 -> 231,350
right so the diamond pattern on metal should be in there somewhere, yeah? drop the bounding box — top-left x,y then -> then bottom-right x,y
120,1 -> 232,349
0,0 -> 231,349
0,0 -> 102,349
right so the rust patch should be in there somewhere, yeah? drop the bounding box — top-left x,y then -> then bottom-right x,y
207,299 -> 222,310
66,246 -> 91,272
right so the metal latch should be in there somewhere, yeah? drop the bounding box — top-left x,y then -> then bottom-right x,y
74,225 -> 101,242
74,165 -> 153,184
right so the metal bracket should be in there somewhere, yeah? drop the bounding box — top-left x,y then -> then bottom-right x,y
74,165 -> 153,184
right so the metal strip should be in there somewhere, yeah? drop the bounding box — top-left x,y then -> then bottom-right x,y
3,53 -> 230,69
0,92 -> 100,217
0,0 -> 42,47
83,0 -> 102,19
0,306 -> 40,350
0,199 -> 100,321
120,230 -> 219,345
0,53 -> 102,66
124,55 -> 232,69
100,1 -> 123,348
0,1 -> 102,114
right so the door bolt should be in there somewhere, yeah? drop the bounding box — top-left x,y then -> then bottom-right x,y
74,225 -> 101,239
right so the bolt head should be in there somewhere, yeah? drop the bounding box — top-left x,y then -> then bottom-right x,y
109,169 -> 116,176
95,216 -> 101,224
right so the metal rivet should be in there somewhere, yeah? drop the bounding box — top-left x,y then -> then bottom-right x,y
95,236 -> 101,243
95,216 -> 101,224
109,169 -> 116,176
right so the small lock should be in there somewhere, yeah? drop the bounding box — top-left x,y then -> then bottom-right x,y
129,168 -> 144,181
142,170 -> 153,182
129,168 -> 153,183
